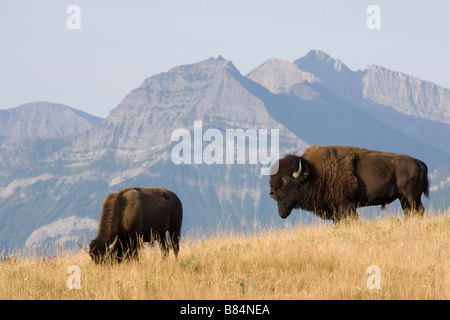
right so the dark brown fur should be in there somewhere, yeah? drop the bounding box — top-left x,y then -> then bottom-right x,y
89,187 -> 182,263
270,145 -> 429,223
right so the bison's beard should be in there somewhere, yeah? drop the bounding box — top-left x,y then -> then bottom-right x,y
278,202 -> 295,219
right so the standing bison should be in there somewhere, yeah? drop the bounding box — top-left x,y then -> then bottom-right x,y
78,187 -> 182,263
269,145 -> 429,223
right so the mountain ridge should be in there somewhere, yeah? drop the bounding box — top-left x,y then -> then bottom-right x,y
66,56 -> 305,162
248,50 -> 450,159
1,50 -> 450,252
0,102 -> 103,146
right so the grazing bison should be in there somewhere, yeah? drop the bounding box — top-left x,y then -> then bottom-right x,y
78,187 -> 182,263
269,145 -> 429,223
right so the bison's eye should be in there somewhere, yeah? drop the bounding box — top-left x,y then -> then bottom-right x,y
282,176 -> 291,185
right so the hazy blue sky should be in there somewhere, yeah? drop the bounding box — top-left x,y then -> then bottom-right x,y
1,0 -> 449,117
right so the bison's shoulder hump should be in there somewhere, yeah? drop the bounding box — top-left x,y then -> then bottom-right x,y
303,145 -> 370,158
303,145 -> 360,203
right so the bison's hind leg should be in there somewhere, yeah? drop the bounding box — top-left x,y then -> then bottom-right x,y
169,229 -> 181,259
410,198 -> 425,218
400,196 -> 425,219
415,199 -> 425,218
400,196 -> 412,219
157,231 -> 170,257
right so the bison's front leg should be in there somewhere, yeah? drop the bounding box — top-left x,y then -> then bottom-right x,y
333,204 -> 358,223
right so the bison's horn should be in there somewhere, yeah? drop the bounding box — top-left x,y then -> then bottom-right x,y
292,159 -> 302,178
108,235 -> 119,252
76,243 -> 89,253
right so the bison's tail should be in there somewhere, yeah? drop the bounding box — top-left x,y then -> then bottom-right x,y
424,176 -> 430,198
421,160 -> 430,198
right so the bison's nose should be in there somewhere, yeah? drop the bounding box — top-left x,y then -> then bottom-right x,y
270,189 -> 276,199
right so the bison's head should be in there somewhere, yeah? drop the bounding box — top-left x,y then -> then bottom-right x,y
269,154 -> 310,219
77,236 -> 119,264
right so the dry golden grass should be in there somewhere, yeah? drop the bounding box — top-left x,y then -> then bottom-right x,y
1,212 -> 450,300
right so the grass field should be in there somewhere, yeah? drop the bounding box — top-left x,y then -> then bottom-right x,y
1,213 -> 449,300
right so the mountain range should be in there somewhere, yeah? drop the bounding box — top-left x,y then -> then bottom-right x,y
1,50 -> 450,253
0,102 -> 102,146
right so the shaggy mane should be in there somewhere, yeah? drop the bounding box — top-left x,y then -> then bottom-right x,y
300,145 -> 364,211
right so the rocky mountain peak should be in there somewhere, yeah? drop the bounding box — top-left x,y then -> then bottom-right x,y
246,58 -> 319,94
139,55 -> 240,91
294,50 -> 353,76
292,50 -> 363,103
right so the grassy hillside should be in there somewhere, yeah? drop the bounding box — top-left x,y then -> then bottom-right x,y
1,213 -> 449,300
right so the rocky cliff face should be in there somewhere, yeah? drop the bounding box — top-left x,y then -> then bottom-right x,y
361,64 -> 450,124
